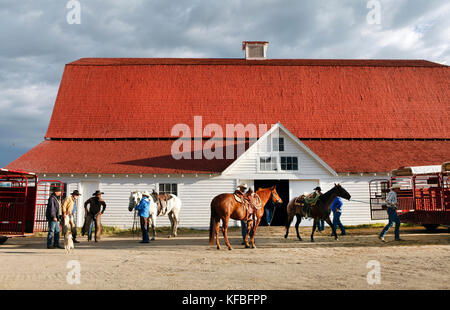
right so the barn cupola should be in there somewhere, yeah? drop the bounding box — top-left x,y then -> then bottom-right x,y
242,41 -> 269,60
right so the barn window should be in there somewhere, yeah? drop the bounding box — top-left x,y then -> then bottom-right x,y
272,137 -> 284,152
159,183 -> 178,196
281,157 -> 298,171
260,156 -> 278,171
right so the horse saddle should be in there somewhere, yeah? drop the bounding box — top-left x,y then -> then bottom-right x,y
153,191 -> 172,216
304,194 -> 320,207
234,191 -> 262,222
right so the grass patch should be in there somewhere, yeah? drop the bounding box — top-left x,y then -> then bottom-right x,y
344,223 -> 387,230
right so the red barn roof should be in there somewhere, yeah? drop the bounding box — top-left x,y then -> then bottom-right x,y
46,58 -> 450,139
6,57 -> 450,174
6,139 -> 449,174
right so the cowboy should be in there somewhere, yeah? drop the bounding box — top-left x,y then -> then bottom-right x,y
309,187 -> 324,232
45,186 -> 63,249
331,196 -> 346,236
136,191 -> 151,243
61,190 -> 82,243
235,183 -> 249,196
83,190 -> 106,242
379,184 -> 403,242
236,184 -> 254,243
310,186 -> 322,199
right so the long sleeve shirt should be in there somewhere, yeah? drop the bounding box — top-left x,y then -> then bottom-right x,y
331,197 -> 343,213
46,194 -> 61,221
61,196 -> 76,216
84,197 -> 106,215
386,191 -> 398,208
135,197 -> 150,218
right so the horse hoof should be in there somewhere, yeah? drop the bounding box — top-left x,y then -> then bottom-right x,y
298,238 -> 303,241
284,235 -> 288,239
244,244 -> 250,248
228,247 -> 233,251
167,235 -> 171,238
311,239 -> 315,243
151,238 -> 155,241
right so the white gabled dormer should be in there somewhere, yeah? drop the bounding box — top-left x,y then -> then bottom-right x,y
242,41 -> 269,60
221,123 -> 337,179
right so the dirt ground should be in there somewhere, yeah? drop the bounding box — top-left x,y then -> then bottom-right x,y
0,226 -> 449,290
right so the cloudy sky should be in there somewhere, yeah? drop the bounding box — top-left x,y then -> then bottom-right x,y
0,0 -> 449,167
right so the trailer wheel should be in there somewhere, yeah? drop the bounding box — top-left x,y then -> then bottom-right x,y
0,236 -> 8,245
423,224 -> 439,232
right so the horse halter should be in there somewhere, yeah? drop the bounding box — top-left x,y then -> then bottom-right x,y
271,190 -> 282,204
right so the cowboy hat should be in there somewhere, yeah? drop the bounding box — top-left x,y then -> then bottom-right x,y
313,186 -> 322,191
92,190 -> 104,196
238,183 -> 248,189
71,190 -> 81,196
142,191 -> 150,197
390,184 -> 402,189
51,186 -> 62,193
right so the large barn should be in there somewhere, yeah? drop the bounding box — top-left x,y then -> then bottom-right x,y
6,42 -> 450,229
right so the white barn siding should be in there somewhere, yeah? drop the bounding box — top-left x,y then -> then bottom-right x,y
178,177 -> 236,228
50,176 -> 236,229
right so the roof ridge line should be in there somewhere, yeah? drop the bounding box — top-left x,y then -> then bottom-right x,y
67,58 -> 447,68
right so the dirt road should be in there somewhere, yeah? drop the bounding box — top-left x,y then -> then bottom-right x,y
0,226 -> 449,290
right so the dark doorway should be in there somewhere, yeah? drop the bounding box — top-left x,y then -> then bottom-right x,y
254,179 -> 289,226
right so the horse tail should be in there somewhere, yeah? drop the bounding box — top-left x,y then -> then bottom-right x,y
209,197 -> 218,245
285,200 -> 292,230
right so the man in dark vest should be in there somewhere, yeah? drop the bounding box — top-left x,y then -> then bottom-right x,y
46,186 -> 63,249
83,190 -> 106,242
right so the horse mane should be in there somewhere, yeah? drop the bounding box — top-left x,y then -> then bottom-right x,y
319,186 -> 337,202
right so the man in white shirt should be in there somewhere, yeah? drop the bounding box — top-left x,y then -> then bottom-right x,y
379,184 -> 403,242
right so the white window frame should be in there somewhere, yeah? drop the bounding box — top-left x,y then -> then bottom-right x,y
280,156 -> 299,171
272,137 -> 285,152
258,153 -> 299,173
158,183 -> 178,196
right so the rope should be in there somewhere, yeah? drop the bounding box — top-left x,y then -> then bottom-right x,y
349,199 -> 371,205
131,206 -> 138,239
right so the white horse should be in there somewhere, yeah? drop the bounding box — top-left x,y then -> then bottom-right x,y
128,191 -> 182,239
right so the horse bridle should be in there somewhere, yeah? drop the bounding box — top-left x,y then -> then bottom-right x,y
271,190 -> 282,204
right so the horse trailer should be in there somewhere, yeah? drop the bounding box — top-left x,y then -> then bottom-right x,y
369,163 -> 450,231
0,168 -> 64,244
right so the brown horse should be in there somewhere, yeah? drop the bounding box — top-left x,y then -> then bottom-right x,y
209,186 -> 282,250
284,184 -> 351,242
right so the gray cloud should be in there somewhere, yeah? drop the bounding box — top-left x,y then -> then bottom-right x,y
1,0 -> 449,166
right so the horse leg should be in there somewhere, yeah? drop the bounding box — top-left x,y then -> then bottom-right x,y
167,212 -> 174,238
250,218 -> 261,249
172,209 -> 179,237
221,217 -> 233,250
284,213 -> 294,239
325,216 -> 338,240
244,221 -> 252,248
215,219 -> 221,250
311,218 -> 317,242
150,214 -> 156,240
295,214 -> 303,241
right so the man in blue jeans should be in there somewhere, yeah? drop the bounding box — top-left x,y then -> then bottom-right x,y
135,191 -> 151,243
331,196 -> 346,235
45,187 -> 63,249
379,184 -> 403,242
241,221 -> 253,244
